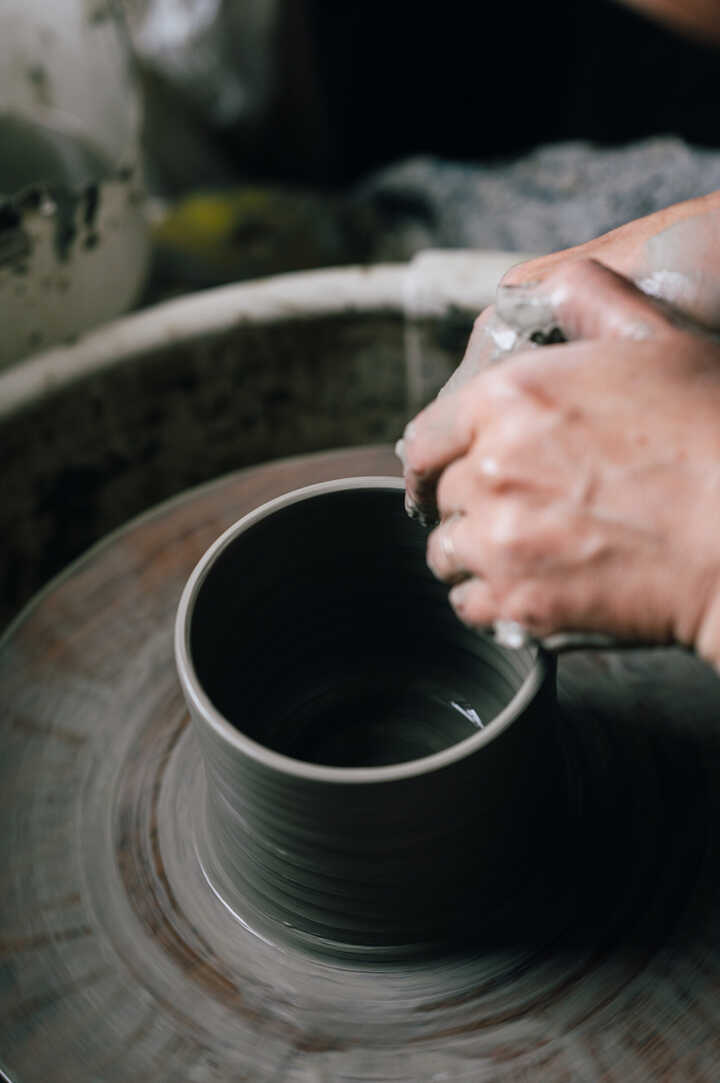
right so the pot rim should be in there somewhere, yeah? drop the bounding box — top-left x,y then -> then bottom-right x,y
175,476 -> 550,784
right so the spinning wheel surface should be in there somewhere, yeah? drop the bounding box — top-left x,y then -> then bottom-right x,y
3,446 -> 720,1082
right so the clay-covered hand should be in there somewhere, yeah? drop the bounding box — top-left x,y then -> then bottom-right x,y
402,262 -> 720,667
441,190 -> 720,398
403,258 -> 686,522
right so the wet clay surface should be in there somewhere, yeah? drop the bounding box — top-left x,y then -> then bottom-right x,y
3,446 -> 720,1081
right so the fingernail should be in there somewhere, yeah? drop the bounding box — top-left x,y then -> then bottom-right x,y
417,508 -> 439,528
405,491 -> 438,527
449,583 -> 474,626
404,492 -> 419,519
449,580 -> 471,606
394,438 -> 406,468
496,282 -> 555,334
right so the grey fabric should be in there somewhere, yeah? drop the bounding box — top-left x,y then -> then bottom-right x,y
358,138 -> 720,257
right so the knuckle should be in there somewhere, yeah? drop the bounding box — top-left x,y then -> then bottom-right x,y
552,257 -> 601,294
465,446 -> 504,492
488,501 -> 528,554
491,410 -> 534,458
483,365 -> 525,405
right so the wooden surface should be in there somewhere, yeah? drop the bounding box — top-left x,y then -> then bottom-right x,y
3,445 -> 720,1082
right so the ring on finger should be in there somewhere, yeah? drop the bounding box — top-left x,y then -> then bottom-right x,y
431,514 -> 471,583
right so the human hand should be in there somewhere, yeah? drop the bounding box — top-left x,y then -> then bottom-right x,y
401,261 -> 720,666
440,191 -> 720,398
402,259 -> 683,523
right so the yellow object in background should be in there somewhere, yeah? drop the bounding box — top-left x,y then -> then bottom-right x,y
150,187 -> 360,292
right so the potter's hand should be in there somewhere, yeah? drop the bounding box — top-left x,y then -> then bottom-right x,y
441,190 -> 720,398
402,264 -> 720,668
403,259 -> 679,522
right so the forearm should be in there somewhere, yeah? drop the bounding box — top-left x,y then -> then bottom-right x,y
506,190 -> 720,329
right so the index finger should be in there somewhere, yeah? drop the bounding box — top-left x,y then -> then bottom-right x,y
398,384 -> 479,525
439,307 -> 517,398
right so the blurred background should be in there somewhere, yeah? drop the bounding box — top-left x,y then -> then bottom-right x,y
127,0 -> 720,293
3,0 -> 720,357
4,0 -> 720,622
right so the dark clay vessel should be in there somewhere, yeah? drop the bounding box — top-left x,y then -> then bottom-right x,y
176,477 -> 558,959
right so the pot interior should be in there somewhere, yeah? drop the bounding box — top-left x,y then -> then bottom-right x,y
190,485 -> 536,769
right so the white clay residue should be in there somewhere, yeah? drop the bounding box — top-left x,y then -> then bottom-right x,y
640,210 -> 720,328
495,282 -> 557,334
484,313 -> 518,358
635,269 -> 697,309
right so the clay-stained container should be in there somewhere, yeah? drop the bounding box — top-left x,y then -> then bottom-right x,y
176,477 -> 557,959
0,0 -> 149,364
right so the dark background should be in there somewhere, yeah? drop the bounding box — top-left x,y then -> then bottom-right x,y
228,0 -> 720,185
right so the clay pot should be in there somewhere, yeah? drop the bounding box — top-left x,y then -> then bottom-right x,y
176,477 -> 557,959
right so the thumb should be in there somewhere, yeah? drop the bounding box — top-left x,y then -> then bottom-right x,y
495,258 -> 673,344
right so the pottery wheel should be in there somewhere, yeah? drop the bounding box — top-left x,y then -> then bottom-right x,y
3,445 -> 720,1082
